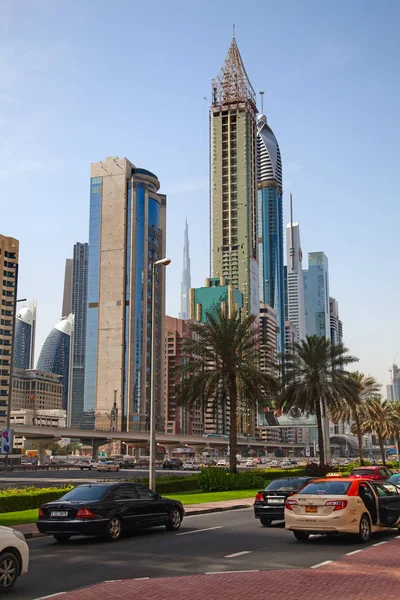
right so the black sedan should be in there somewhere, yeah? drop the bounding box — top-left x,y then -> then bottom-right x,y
118,459 -> 137,469
37,482 -> 184,542
254,477 -> 314,526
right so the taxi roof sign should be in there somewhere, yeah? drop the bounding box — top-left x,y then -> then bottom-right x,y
326,472 -> 343,477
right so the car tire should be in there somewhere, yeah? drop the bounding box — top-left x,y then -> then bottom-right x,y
104,516 -> 122,542
293,531 -> 310,541
53,534 -> 71,543
166,508 -> 182,531
358,514 -> 371,543
116,467 -> 120,472
80,467 -> 83,470
0,552 -> 19,591
260,518 -> 272,527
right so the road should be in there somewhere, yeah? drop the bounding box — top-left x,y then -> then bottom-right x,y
13,508 -> 398,600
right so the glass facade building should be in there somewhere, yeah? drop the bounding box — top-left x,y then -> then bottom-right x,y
304,251 -> 330,339
257,113 -> 284,353
13,304 -> 36,370
37,314 -> 74,411
84,157 -> 167,433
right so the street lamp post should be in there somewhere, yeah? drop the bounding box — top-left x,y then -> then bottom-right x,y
149,257 -> 171,492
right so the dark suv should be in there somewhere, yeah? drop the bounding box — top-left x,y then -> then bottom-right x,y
163,458 -> 184,470
119,459 -> 137,469
254,476 -> 314,526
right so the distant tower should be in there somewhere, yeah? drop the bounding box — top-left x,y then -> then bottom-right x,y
286,206 -> 306,341
178,219 -> 191,320
257,100 -> 284,352
14,302 -> 37,369
62,259 -> 73,317
304,252 -> 330,339
211,34 -> 258,316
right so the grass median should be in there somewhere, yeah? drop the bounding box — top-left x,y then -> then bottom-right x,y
0,489 -> 257,527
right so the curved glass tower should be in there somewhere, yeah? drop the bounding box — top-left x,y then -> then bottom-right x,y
257,113 -> 285,352
14,304 -> 36,370
37,314 -> 73,411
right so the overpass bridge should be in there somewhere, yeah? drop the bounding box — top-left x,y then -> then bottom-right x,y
12,425 -> 309,464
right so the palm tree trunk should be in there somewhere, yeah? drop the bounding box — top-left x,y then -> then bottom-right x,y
315,399 -> 325,467
228,374 -> 238,474
378,434 -> 386,465
354,412 -> 364,466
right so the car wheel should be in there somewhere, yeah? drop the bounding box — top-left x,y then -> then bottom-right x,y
0,552 -> 19,591
166,508 -> 182,531
53,534 -> 71,543
116,467 -> 120,472
80,467 -> 83,470
293,531 -> 310,541
260,518 -> 272,527
358,514 -> 371,543
104,516 -> 122,541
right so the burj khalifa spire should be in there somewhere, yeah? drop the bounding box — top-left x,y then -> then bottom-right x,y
178,219 -> 191,320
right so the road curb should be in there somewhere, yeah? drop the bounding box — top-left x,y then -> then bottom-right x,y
185,504 -> 252,516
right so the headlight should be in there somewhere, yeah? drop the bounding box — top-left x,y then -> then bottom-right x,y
13,530 -> 26,542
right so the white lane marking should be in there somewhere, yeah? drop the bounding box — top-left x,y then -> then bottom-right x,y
206,570 -> 259,575
134,578 -> 150,581
104,580 -> 122,583
372,541 -> 387,546
310,560 -> 333,569
34,594 -> 67,600
184,508 -> 252,518
225,551 -> 252,558
396,535 -> 400,539
177,526 -> 223,536
346,549 -> 364,555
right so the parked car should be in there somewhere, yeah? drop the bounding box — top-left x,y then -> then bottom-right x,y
97,461 -> 120,472
183,461 -> 197,470
388,473 -> 400,486
270,460 -> 280,468
217,459 -> 228,468
349,466 -> 393,481
37,482 -> 184,542
0,526 -> 29,591
254,477 -> 314,526
118,460 -> 136,470
282,461 -> 292,468
162,458 -> 183,470
285,477 -> 400,542
200,459 -> 217,468
79,459 -> 98,471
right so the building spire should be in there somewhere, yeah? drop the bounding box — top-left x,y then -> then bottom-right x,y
179,218 -> 191,320
212,35 -> 256,108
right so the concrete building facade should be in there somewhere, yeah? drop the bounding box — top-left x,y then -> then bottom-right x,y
329,297 -> 343,346
286,222 -> 306,342
84,157 -> 167,433
12,368 -> 62,411
13,303 -> 36,370
210,36 -> 258,316
62,259 -> 73,317
178,220 -> 191,320
0,235 -> 19,427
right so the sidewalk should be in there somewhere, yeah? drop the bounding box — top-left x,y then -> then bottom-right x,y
13,498 -> 254,539
32,536 -> 400,600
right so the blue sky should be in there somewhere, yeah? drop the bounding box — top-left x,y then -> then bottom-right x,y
0,0 -> 399,388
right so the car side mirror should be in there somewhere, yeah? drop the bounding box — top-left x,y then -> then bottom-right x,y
153,493 -> 161,500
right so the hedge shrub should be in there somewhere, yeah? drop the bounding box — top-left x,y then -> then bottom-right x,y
123,474 -> 201,494
0,486 -> 73,513
198,467 -> 306,492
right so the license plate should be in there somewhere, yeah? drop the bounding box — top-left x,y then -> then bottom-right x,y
268,498 -> 284,504
306,506 -> 318,513
51,511 -> 68,517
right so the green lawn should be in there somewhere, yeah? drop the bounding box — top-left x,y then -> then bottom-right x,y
0,490 -> 257,527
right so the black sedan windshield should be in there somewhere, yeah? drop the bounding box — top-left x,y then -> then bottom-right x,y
60,485 -> 109,501
265,478 -> 309,492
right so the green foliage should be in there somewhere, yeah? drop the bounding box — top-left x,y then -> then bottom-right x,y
198,467 -> 306,492
0,486 -> 73,513
120,474 -> 202,494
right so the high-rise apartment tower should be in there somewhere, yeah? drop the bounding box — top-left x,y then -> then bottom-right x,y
304,252 -> 330,339
211,36 -> 259,316
84,157 -> 167,433
14,302 -> 36,370
286,220 -> 306,342
178,219 -> 191,320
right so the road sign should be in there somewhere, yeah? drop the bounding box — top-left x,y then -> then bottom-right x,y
305,446 -> 310,457
1,429 -> 13,454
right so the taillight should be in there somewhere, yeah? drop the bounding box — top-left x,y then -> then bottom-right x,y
285,499 -> 298,510
255,493 -> 264,502
325,500 -> 348,511
76,507 -> 96,519
38,508 -> 44,518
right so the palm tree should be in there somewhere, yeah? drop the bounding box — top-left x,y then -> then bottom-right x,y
176,309 -> 278,473
357,397 -> 397,465
278,335 -> 357,467
391,402 -> 400,461
331,372 -> 380,465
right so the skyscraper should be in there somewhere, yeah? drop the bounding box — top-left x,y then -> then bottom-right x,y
329,297 -> 343,346
304,252 -> 330,339
286,221 -> 306,342
62,259 -> 73,317
0,235 -> 19,427
257,109 -> 284,351
84,157 -> 167,433
210,36 -> 258,316
37,314 -> 74,411
13,302 -> 36,370
69,242 -> 88,427
178,219 -> 191,320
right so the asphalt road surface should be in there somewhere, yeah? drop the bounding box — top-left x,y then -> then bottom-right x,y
13,508 -> 398,600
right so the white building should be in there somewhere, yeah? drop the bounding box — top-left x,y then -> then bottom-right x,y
286,222 -> 306,341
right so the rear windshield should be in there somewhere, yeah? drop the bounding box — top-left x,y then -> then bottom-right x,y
350,469 -> 375,476
60,485 -> 109,501
266,479 -> 309,492
389,474 -> 400,483
298,481 -> 352,495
